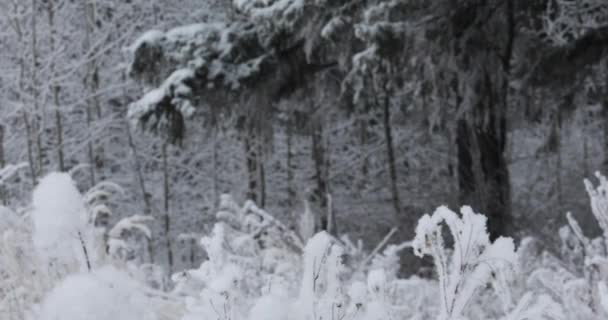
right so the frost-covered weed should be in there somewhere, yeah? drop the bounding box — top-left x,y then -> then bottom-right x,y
520,172 -> 608,320
37,266 -> 156,320
9,172 -> 608,320
0,172 -> 157,320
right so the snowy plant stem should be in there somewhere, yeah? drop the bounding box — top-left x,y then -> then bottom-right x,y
356,227 -> 398,273
78,231 -> 92,272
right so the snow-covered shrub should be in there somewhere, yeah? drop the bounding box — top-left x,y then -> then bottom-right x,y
84,179 -> 154,265
521,172 -> 608,320
177,195 -> 303,320
107,214 -> 154,262
412,206 -> 518,320
542,0 -> 608,45
1,172 -> 161,320
31,172 -> 98,273
174,195 -> 442,320
294,231 -> 346,320
411,205 -> 562,320
30,173 -> 150,272
0,206 -> 48,320
37,266 -> 156,320
17,172 -> 608,320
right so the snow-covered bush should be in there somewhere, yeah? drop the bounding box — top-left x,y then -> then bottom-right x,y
1,172 -> 157,320
542,0 -> 608,45
171,196 -> 538,320
37,266 -> 156,320
12,171 -> 608,320
31,172 -> 98,274
521,172 -> 608,319
0,205 -> 48,320
412,206 -> 517,320
176,195 -> 303,320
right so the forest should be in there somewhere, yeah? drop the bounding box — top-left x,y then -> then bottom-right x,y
2,0 -> 608,319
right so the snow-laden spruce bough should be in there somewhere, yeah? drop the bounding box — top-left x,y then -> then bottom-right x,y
2,172 -> 608,319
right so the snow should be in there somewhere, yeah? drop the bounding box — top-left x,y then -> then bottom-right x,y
248,291 -> 289,320
348,281 -> 367,305
299,231 -> 332,300
599,281 -> 608,314
321,16 -> 348,39
109,215 -> 153,239
0,206 -> 19,232
129,30 -> 165,53
128,68 -> 196,121
31,172 -> 95,270
107,214 -> 153,258
6,171 -> 606,320
37,266 -> 155,320
209,263 -> 242,292
411,205 -> 518,320
234,0 -> 306,21
366,269 -> 386,295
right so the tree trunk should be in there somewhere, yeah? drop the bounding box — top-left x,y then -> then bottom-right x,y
91,67 -> 105,177
286,119 -> 296,209
457,105 -> 510,240
447,125 -> 458,207
162,142 -> 173,273
86,107 -> 96,185
244,130 -> 259,203
121,61 -> 154,262
48,0 -> 65,172
213,131 -> 220,204
325,124 -> 337,236
31,0 -> 44,176
311,119 -> 332,234
15,12 -> 36,186
258,138 -> 266,207
126,121 -> 155,263
603,97 -> 608,175
455,1 -> 514,240
555,103 -> 563,212
357,117 -> 370,193
0,125 -> 6,205
53,97 -> 65,172
23,112 -> 37,186
382,92 -> 401,220
126,121 -> 150,215
84,0 -> 97,186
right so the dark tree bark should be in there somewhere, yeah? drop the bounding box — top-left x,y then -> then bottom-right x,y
286,118 -> 296,209
0,125 -> 5,205
450,0 -> 515,240
357,117 -> 370,192
244,130 -> 259,203
456,93 -> 511,240
213,132 -> 220,205
382,92 -> 401,220
310,118 -> 333,234
554,102 -> 564,211
47,0 -> 65,173
603,71 -> 608,174
23,112 -> 37,186
259,140 -> 266,208
161,142 -> 173,273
